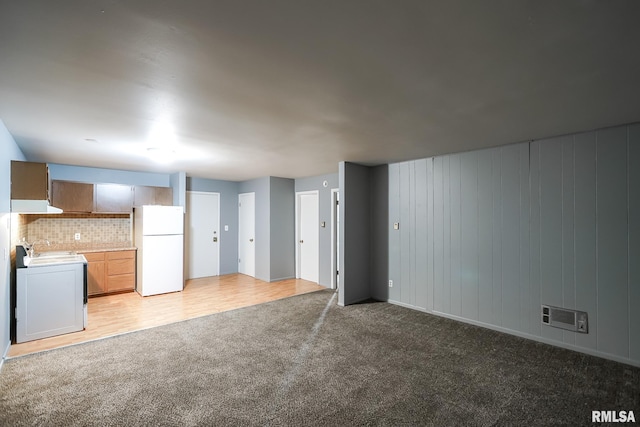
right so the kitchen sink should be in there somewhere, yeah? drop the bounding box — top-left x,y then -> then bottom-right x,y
33,251 -> 78,258
26,253 -> 86,267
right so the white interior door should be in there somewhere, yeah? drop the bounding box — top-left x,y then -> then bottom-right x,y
238,192 -> 255,277
186,191 -> 220,279
297,192 -> 319,283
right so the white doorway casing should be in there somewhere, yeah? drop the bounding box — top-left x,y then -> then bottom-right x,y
331,189 -> 339,290
238,192 -> 256,277
186,191 -> 220,279
296,191 -> 319,283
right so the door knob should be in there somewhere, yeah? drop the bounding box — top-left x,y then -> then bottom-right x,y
213,237 -> 218,242
249,238 -> 254,242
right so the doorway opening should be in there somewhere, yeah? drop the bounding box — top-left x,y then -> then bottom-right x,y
331,188 -> 339,290
295,191 -> 319,283
186,191 -> 220,279
238,192 -> 256,277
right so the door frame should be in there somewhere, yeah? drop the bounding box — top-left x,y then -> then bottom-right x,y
186,191 -> 220,278
295,190 -> 319,280
331,188 -> 339,290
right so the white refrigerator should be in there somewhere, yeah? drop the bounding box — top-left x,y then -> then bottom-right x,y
134,205 -> 184,296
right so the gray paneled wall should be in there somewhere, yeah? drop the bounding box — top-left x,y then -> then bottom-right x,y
631,125 -> 640,361
388,123 -> 640,366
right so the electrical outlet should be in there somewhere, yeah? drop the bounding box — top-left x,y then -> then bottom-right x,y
388,279 -> 393,288
74,233 -> 81,241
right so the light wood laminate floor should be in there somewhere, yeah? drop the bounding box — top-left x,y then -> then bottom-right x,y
8,274 -> 326,358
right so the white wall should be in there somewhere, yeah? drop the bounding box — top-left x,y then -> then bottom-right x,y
0,119 -> 26,365
387,122 -> 640,367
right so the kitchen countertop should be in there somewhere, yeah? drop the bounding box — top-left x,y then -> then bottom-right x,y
36,242 -> 137,254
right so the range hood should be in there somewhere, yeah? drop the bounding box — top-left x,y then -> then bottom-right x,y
11,199 -> 63,214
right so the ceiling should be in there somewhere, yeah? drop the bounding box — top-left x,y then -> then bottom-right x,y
1,1 -> 640,182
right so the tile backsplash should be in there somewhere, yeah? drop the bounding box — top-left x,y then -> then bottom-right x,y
21,214 -> 131,244
11,213 -> 27,247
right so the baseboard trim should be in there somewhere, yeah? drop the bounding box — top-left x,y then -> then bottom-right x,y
0,339 -> 10,371
388,299 -> 426,312
270,276 -> 295,282
386,300 -> 640,368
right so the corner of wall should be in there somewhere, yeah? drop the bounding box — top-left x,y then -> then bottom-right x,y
268,177 -> 295,281
339,162 -> 373,305
170,172 -> 187,209
370,165 -> 389,301
1,119 -> 26,366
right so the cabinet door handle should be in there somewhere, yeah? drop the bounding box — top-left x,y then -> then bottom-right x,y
249,239 -> 254,242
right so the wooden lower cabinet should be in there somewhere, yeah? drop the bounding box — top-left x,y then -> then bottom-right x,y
106,251 -> 136,293
84,252 -> 106,295
82,250 -> 136,296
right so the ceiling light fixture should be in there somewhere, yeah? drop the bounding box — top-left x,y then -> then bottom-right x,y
145,116 -> 180,164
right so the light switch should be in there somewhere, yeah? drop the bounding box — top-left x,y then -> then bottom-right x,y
320,221 -> 326,228
224,225 -> 229,231
393,222 -> 399,230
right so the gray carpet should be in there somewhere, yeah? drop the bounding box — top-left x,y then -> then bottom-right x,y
0,289 -> 638,426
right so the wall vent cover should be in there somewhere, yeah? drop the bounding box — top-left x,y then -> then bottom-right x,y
541,305 -> 588,333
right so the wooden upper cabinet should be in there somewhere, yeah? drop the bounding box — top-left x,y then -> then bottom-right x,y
133,185 -> 173,206
25,179 -> 173,213
51,181 -> 94,212
95,184 -> 133,213
11,161 -> 50,200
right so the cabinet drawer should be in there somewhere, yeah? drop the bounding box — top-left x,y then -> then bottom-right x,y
107,274 -> 135,292
107,250 -> 135,261
82,252 -> 105,262
107,258 -> 135,276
